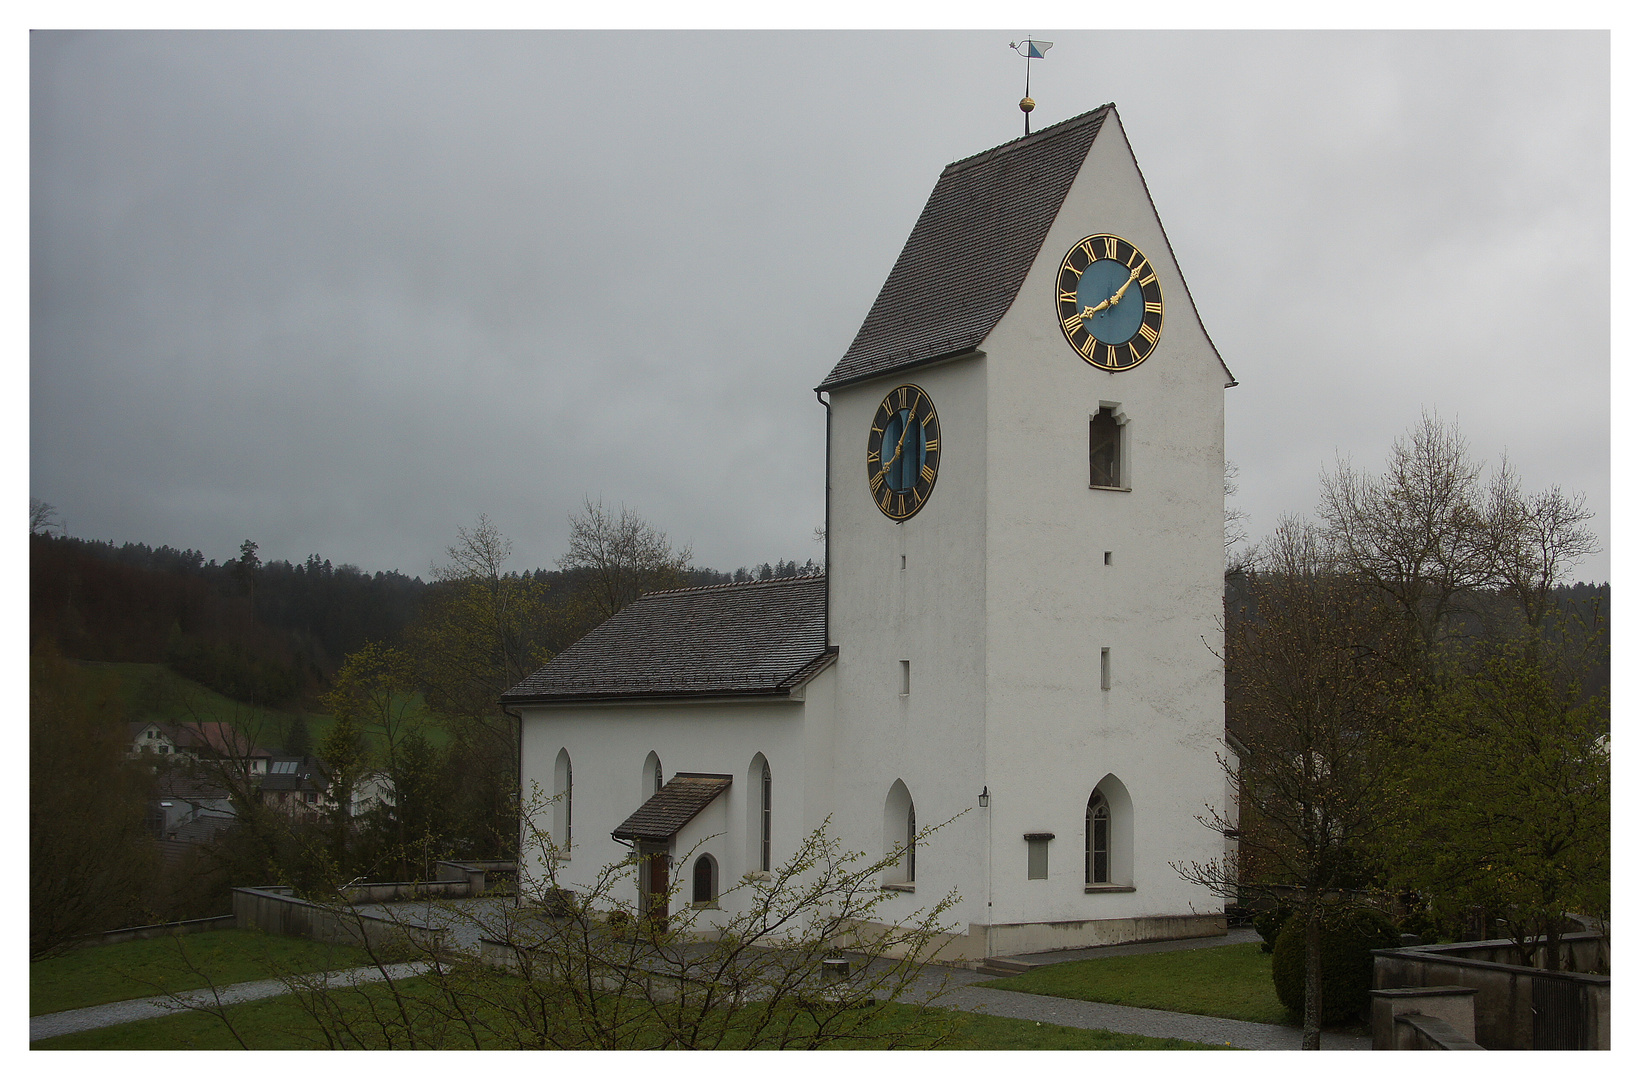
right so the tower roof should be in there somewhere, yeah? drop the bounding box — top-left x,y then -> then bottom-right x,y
500,575 -> 833,705
817,105 -> 1112,392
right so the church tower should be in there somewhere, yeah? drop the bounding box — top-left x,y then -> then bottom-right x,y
817,104 -> 1234,956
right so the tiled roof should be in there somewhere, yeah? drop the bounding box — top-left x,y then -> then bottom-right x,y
612,774 -> 732,842
500,575 -> 834,704
817,106 -> 1111,391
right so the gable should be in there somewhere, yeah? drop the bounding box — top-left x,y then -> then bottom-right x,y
817,107 -> 1111,392
611,773 -> 731,842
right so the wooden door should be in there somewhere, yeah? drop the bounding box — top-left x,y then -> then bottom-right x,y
644,850 -> 670,931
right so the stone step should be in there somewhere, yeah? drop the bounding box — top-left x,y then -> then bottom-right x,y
975,957 -> 1037,977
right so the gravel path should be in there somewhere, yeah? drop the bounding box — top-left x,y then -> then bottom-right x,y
29,962 -> 427,1043
31,924 -> 1370,1049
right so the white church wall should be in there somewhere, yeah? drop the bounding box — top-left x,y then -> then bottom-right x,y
974,111 -> 1228,931
517,668 -> 838,925
825,356 -> 992,939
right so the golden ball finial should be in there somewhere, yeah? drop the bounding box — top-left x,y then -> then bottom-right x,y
1020,96 -> 1036,114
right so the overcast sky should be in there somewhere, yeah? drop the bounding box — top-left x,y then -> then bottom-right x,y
29,30 -> 1610,583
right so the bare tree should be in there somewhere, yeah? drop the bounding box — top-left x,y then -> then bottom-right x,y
1479,457 -> 1599,631
1179,517 -> 1399,1048
559,498 -> 693,623
30,498 -> 64,537
1224,460 -> 1250,571
1318,411 -> 1490,664
279,801 -> 963,1049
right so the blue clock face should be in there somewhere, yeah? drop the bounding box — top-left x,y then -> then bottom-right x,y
1056,234 -> 1164,371
1077,259 -> 1146,344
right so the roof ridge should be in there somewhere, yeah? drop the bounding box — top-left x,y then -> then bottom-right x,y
941,103 -> 1114,178
642,572 -> 825,599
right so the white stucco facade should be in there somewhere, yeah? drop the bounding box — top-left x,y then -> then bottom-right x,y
515,107 -> 1232,961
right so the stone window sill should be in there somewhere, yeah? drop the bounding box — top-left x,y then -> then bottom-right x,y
1089,485 -> 1132,493
881,882 -> 915,893
691,901 -> 719,910
1084,883 -> 1135,893
743,871 -> 772,882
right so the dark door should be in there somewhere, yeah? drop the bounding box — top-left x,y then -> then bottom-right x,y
645,851 -> 670,931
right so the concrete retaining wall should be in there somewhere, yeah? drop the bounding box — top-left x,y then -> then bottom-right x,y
80,914 -> 238,947
232,887 -> 446,957
1373,934 -> 1609,1050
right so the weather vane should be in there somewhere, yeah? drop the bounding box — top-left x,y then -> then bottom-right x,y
1008,38 -> 1052,135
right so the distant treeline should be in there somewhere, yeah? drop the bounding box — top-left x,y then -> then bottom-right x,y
28,533 -> 822,709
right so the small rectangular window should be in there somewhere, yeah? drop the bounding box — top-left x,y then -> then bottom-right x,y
1025,833 -> 1053,880
1090,407 -> 1122,488
1103,551 -> 1112,565
899,659 -> 911,696
1100,648 -> 1112,690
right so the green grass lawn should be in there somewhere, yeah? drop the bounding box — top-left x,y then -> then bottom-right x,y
35,984 -> 1229,1050
31,929 -> 374,1016
79,660 -> 452,753
977,942 -> 1292,1026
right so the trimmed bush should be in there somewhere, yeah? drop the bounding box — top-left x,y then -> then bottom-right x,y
1270,908 -> 1398,1024
1252,905 -> 1291,953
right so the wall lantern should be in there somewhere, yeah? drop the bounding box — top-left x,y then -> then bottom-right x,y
978,786 -> 989,807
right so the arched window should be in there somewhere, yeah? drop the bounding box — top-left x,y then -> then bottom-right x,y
747,753 -> 773,873
760,759 -> 772,872
883,780 -> 917,886
1085,775 -> 1133,887
1086,791 -> 1110,884
553,748 -> 573,852
642,751 -> 664,800
692,854 -> 717,905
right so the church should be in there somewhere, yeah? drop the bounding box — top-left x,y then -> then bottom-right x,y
502,103 -> 1236,961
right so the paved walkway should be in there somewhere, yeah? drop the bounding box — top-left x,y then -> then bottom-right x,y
31,928 -> 1370,1049
29,962 -> 427,1043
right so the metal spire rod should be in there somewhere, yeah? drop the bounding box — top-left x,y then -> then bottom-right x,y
1008,38 -> 1052,136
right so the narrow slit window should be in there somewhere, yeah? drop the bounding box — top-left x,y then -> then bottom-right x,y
760,760 -> 772,872
900,659 -> 911,696
1090,407 -> 1122,488
1100,648 -> 1112,690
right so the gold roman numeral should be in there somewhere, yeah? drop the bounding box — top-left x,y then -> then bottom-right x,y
1127,249 -> 1144,269
867,450 -> 880,464
924,437 -> 939,453
1063,313 -> 1086,335
1138,322 -> 1158,344
1104,236 -> 1119,259
878,488 -> 892,510
870,472 -> 885,493
895,494 -> 905,516
1059,289 -> 1080,305
1078,239 -> 1100,263
1145,301 -> 1163,314
1139,272 -> 1157,287
921,463 -> 936,483
896,386 -> 907,409
1078,337 -> 1099,361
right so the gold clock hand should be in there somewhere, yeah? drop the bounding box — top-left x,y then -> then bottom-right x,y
1109,267 -> 1141,305
878,410 -> 919,480
1079,268 -> 1143,323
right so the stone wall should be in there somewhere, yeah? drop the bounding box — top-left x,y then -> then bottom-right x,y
232,886 -> 446,957
1373,934 -> 1609,1050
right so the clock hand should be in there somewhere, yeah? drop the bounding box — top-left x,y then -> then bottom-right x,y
877,411 -> 919,479
1079,268 -> 1143,321
1109,267 -> 1141,305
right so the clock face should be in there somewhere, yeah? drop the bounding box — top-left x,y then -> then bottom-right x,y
866,384 -> 941,521
1056,234 -> 1164,371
